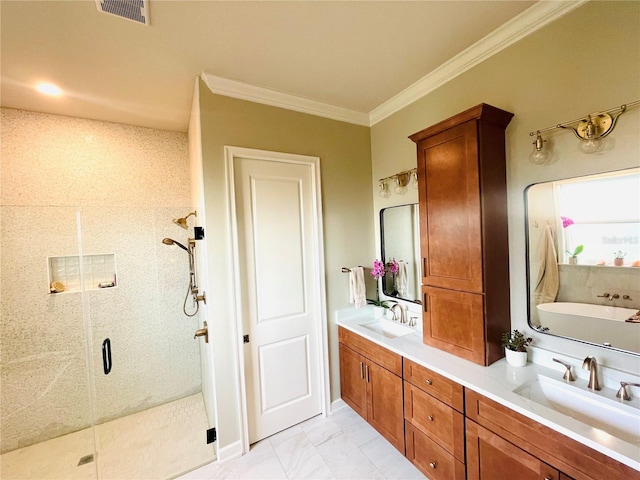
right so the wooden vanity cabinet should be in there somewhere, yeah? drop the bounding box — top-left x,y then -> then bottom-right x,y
465,389 -> 638,480
466,420 -> 560,480
403,359 -> 465,479
338,327 -> 404,452
410,104 -> 513,365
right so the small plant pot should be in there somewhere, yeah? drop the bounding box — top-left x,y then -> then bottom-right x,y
614,258 -> 624,266
568,256 -> 578,265
373,306 -> 385,318
505,348 -> 527,367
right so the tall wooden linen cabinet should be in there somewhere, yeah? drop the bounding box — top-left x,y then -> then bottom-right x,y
409,104 -> 513,366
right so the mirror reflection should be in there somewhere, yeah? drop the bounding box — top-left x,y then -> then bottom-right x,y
525,168 -> 640,354
380,204 -> 421,304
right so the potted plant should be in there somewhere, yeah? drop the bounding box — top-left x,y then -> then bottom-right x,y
565,244 -> 583,265
614,250 -> 626,266
367,298 -> 391,318
501,330 -> 533,367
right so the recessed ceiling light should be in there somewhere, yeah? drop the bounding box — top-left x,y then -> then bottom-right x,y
36,83 -> 62,96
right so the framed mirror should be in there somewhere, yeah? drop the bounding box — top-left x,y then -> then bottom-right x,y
380,204 -> 421,304
525,167 -> 640,354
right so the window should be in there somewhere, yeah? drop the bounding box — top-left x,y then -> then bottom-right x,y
555,170 -> 640,265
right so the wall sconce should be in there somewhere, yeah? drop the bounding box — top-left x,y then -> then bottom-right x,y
529,131 -> 551,165
528,100 -> 638,164
379,168 -> 417,197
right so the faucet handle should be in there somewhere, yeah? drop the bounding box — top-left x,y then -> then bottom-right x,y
597,293 -> 610,298
616,382 -> 640,401
552,358 -> 575,381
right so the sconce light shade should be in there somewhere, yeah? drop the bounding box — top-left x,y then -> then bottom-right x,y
412,170 -> 419,189
379,181 -> 390,198
528,131 -> 551,165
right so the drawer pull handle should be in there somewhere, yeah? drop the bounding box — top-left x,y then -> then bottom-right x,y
429,462 -> 436,469
425,379 -> 433,385
428,415 -> 434,421
366,365 -> 370,383
360,361 -> 364,379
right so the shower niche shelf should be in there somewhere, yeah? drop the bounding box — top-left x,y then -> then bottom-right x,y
47,254 -> 117,294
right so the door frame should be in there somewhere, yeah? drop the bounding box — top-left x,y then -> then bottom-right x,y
225,146 -> 330,454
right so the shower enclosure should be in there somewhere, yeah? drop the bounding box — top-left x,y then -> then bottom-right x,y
0,109 -> 216,479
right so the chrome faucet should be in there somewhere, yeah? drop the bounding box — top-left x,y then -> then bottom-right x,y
390,303 -> 407,324
582,356 -> 601,390
616,381 -> 640,400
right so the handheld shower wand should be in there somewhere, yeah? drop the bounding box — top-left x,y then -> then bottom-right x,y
162,237 -> 189,252
162,237 -> 203,316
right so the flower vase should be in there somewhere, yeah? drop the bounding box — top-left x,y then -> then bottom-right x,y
505,348 -> 527,367
614,258 -> 624,266
373,306 -> 385,318
568,256 -> 578,265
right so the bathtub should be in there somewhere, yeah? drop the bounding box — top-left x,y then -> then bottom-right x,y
537,302 -> 640,352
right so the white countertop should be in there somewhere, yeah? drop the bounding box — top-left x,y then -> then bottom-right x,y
335,306 -> 640,472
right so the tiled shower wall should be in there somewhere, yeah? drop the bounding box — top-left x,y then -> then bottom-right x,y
0,108 -> 202,452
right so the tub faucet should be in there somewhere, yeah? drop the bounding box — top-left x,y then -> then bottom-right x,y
582,356 -> 601,390
390,303 -> 407,324
597,293 -> 619,301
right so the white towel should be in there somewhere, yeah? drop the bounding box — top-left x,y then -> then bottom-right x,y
395,260 -> 409,298
349,267 -> 367,308
534,226 -> 559,306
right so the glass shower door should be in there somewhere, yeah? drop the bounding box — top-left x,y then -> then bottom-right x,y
79,207 -> 215,479
0,207 -> 98,480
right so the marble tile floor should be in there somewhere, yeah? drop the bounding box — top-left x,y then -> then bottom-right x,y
179,405 -> 425,480
1,393 -> 214,480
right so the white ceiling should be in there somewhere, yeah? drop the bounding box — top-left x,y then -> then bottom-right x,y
1,1 -> 575,132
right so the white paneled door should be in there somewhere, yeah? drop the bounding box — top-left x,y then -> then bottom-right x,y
229,148 -> 325,445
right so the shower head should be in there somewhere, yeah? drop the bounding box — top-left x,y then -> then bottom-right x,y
172,211 -> 197,230
162,238 -> 189,252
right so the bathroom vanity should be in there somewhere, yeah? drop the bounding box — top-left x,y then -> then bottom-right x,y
337,308 -> 640,480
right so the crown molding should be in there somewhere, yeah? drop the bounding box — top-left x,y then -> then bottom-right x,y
202,1 -> 587,128
368,0 -> 588,126
201,74 -> 370,126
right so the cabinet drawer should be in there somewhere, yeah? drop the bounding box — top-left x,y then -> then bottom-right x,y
338,326 -> 402,376
403,358 -> 463,411
405,421 -> 465,480
404,382 -> 464,461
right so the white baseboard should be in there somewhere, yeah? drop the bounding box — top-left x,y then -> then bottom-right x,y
217,440 -> 243,464
330,398 -> 347,413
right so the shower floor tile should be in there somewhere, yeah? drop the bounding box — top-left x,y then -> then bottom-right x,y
0,393 -> 214,480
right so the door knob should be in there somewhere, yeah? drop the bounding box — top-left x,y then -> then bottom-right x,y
194,321 -> 208,343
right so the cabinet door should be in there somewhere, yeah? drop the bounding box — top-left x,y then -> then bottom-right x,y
466,420 -> 559,480
422,285 -> 486,364
339,343 -> 366,418
417,119 -> 483,293
366,360 -> 404,453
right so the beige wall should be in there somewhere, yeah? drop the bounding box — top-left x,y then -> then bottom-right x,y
198,83 -> 373,448
370,1 -> 640,371
0,109 -> 200,451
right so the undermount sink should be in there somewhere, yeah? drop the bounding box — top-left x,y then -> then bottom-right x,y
515,374 -> 640,445
359,319 -> 414,339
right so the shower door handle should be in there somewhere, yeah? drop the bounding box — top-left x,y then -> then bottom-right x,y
102,338 -> 112,375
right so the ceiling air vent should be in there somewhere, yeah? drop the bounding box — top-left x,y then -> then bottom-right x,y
95,0 -> 150,26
